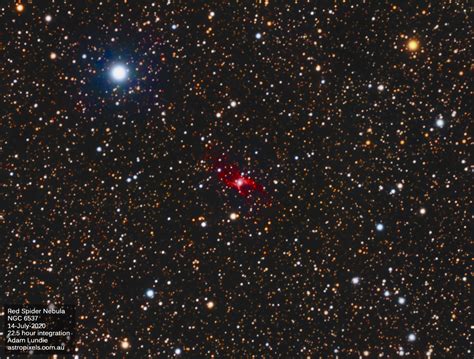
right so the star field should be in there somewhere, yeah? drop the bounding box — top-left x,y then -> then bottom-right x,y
1,1 -> 471,358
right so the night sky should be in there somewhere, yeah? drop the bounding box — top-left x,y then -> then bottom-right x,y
1,1 -> 471,358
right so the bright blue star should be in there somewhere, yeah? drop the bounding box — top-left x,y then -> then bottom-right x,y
110,64 -> 128,82
145,289 -> 155,299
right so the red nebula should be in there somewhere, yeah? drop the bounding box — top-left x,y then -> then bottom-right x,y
207,151 -> 270,203
217,164 -> 263,197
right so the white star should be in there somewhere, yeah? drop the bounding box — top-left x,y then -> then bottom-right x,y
111,64 -> 127,81
435,118 -> 445,128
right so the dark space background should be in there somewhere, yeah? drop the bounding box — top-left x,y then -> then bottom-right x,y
1,1 -> 471,358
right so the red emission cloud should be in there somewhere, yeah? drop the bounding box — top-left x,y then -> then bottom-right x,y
206,151 -> 270,205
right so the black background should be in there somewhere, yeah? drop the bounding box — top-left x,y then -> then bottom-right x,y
1,1 -> 471,357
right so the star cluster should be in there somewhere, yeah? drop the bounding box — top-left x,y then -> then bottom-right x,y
1,1 -> 471,358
